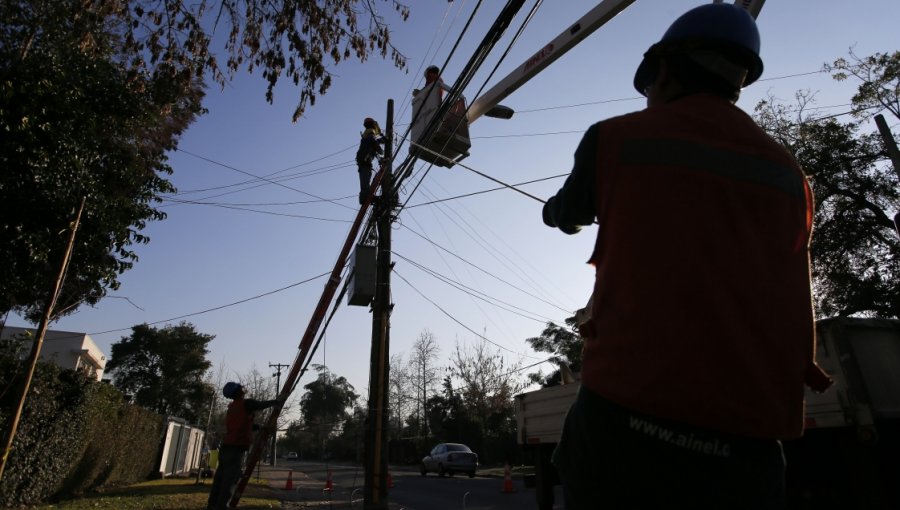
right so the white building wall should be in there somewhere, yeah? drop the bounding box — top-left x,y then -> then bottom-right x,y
0,326 -> 107,381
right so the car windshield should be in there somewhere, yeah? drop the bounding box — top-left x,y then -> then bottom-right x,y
446,444 -> 471,452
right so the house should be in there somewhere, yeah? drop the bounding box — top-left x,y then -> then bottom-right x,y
0,326 -> 107,381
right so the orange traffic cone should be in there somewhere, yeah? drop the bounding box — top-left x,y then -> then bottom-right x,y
502,464 -> 514,493
283,469 -> 294,490
387,471 -> 394,489
325,469 -> 333,492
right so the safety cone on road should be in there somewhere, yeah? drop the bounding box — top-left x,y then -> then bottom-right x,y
387,471 -> 394,489
501,464 -> 514,493
283,469 -> 294,490
325,469 -> 333,492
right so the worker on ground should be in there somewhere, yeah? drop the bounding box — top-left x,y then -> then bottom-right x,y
206,382 -> 282,510
356,117 -> 386,205
542,5 -> 831,508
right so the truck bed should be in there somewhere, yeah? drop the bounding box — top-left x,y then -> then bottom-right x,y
515,382 -> 579,445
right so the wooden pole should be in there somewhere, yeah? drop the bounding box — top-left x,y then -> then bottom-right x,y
0,197 -> 86,480
873,114 -> 900,238
364,99 -> 394,510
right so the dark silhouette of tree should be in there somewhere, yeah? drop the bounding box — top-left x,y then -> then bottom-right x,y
755,51 -> 899,318
1,0 -> 410,321
106,323 -> 214,423
299,365 -> 358,456
526,316 -> 583,387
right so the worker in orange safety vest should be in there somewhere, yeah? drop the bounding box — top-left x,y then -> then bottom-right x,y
206,382 -> 281,510
542,4 -> 831,508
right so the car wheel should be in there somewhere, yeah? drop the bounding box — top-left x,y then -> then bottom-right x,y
438,464 -> 445,477
420,463 -> 427,476
467,471 -> 475,478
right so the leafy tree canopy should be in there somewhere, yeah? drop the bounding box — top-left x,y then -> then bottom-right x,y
825,49 -> 900,121
449,340 -> 524,437
755,50 -> 900,318
105,322 -> 214,423
1,0 -> 409,322
526,317 -> 583,387
300,365 -> 358,451
0,0 -> 204,321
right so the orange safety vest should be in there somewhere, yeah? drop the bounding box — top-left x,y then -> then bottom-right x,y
580,94 -> 815,440
224,398 -> 254,447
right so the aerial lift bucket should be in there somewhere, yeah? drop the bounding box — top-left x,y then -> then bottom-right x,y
410,84 -> 471,167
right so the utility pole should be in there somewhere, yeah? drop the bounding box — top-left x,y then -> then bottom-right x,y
0,198 -> 85,480
874,114 -> 900,237
269,362 -> 289,465
364,100 -> 394,510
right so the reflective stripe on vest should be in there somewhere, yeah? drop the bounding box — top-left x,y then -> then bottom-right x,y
224,399 -> 253,446
620,138 -> 805,199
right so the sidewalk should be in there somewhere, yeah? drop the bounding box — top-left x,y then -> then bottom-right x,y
256,465 -> 403,509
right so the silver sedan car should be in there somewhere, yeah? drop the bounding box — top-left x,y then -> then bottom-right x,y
420,443 -> 478,478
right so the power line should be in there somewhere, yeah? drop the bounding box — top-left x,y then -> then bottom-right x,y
399,223 -> 572,315
162,197 -> 354,223
406,173 -> 567,208
88,271 -> 331,336
162,195 -> 357,208
176,148 -> 357,211
174,144 -> 357,195
393,268 -> 542,360
413,176 -> 581,309
408,142 -> 547,204
394,251 -> 560,324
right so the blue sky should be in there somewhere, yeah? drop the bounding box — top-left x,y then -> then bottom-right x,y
10,1 -> 900,406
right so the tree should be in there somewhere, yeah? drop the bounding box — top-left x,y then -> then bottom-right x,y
1,0 -> 410,322
407,330 -> 441,436
425,376 -> 479,446
754,56 -> 900,318
449,340 -> 525,439
388,353 -> 411,439
105,323 -> 214,423
0,0 -> 204,322
299,365 -> 358,456
825,50 -> 900,121
525,316 -> 583,387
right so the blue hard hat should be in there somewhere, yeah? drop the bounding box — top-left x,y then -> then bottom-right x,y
223,381 -> 242,399
633,4 -> 763,95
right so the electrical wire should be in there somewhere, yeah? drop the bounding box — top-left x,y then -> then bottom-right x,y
162,195 -> 358,208
87,271 -> 332,336
394,251 -> 560,323
408,141 -> 547,204
412,177 -> 581,309
392,268 -> 542,360
175,149 -> 357,211
174,144 -> 357,195
406,174 -> 567,208
161,196 -> 354,223
399,223 -> 572,315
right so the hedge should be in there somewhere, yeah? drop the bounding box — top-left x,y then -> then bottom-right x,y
0,343 -> 166,506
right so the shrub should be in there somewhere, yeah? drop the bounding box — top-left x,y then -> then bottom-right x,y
0,345 -> 166,505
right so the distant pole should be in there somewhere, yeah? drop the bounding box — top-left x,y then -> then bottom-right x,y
873,114 -> 900,238
269,362 -> 289,465
0,197 -> 86,480
364,100 -> 394,510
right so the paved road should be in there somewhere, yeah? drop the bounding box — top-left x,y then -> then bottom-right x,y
279,461 -> 563,510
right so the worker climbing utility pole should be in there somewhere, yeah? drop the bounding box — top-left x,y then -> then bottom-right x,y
364,100 -> 394,510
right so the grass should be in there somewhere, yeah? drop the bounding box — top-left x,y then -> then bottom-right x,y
33,477 -> 283,510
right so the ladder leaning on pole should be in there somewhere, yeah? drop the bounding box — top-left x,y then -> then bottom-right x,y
227,161 -> 388,508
